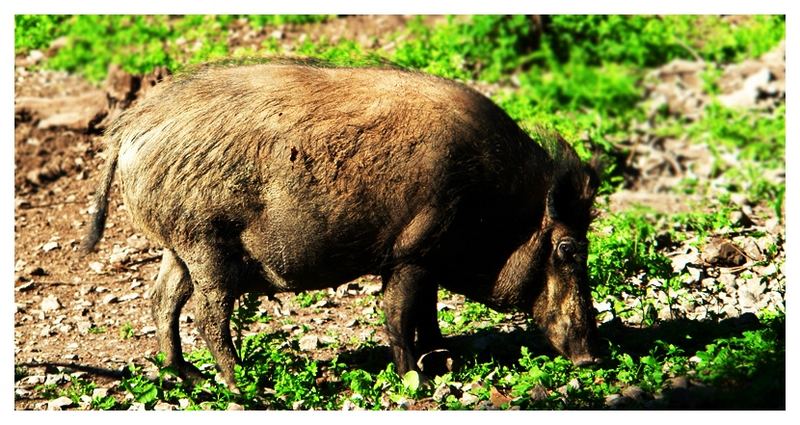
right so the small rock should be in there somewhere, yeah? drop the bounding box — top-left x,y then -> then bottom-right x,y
126,234 -> 150,251
671,252 -> 699,272
76,321 -> 93,334
604,393 -> 633,408
40,295 -> 61,312
89,262 -> 104,273
178,399 -> 191,409
42,241 -> 60,252
62,353 -> 78,361
78,394 -> 92,407
362,283 -> 382,295
128,402 -> 146,411
729,193 -> 749,206
341,399 -> 362,411
702,239 -> 747,267
298,334 -> 319,351
529,384 -> 549,401
227,402 -> 244,411
757,263 -> 778,277
140,325 -> 157,335
109,250 -> 130,265
433,384 -> 452,402
154,401 -> 176,411
118,293 -> 140,302
667,376 -> 689,389
91,388 -> 109,399
25,265 -> 47,276
319,335 -> 337,346
15,281 -> 35,292
102,294 -> 118,305
489,386 -> 513,408
621,385 -> 648,402
730,210 -> 754,228
47,396 -> 74,410
460,392 -> 480,406
45,373 -> 68,386
18,375 -> 46,387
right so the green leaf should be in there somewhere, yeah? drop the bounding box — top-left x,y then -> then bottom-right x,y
402,371 -> 420,393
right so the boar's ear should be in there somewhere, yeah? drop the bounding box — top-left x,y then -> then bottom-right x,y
545,158 -> 601,230
580,158 -> 601,203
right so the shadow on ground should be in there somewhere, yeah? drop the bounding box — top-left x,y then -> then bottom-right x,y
338,312 -> 784,409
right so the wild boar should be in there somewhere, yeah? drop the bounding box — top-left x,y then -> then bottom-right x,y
82,59 -> 601,391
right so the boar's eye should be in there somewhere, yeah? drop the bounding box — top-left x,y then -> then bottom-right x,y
556,238 -> 577,261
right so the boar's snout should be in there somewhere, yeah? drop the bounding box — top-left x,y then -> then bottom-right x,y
557,328 -> 603,368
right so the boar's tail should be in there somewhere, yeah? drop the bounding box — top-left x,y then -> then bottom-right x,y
80,135 -> 121,255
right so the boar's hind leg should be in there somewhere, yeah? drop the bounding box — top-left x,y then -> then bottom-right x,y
382,263 -> 431,376
151,249 -> 205,384
181,247 -> 241,393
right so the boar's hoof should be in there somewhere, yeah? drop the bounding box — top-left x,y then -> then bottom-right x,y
176,362 -> 209,388
572,356 -> 603,368
417,348 -> 454,377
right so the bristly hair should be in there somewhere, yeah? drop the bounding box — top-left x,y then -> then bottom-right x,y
173,55 -> 404,81
531,126 -> 600,231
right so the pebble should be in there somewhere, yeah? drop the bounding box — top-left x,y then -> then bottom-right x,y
40,295 -> 61,312
47,396 -> 74,410
298,334 -> 319,351
128,402 -> 146,411
19,375 -> 46,387
42,241 -> 60,252
118,293 -> 140,302
622,385 -> 649,402
126,235 -> 150,251
140,325 -> 157,335
154,401 -> 176,411
178,399 -> 191,409
45,373 -> 68,386
341,399 -> 363,411
109,250 -> 130,265
667,376 -> 689,389
226,402 -> 244,410
604,393 -> 633,408
102,294 -> 118,305
460,392 -> 479,406
92,388 -> 109,399
89,262 -> 104,273
319,335 -> 337,345
76,321 -> 93,334
24,265 -> 47,276
433,384 -> 451,402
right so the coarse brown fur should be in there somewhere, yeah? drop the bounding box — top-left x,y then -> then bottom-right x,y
83,59 -> 601,390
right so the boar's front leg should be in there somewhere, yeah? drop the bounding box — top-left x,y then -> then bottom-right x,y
414,285 -> 443,353
382,263 -> 431,375
413,285 -> 454,376
150,249 -> 206,385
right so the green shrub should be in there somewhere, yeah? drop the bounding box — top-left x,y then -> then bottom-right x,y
15,15 -> 69,53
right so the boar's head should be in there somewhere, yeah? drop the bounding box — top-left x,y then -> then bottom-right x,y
529,135 -> 601,366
